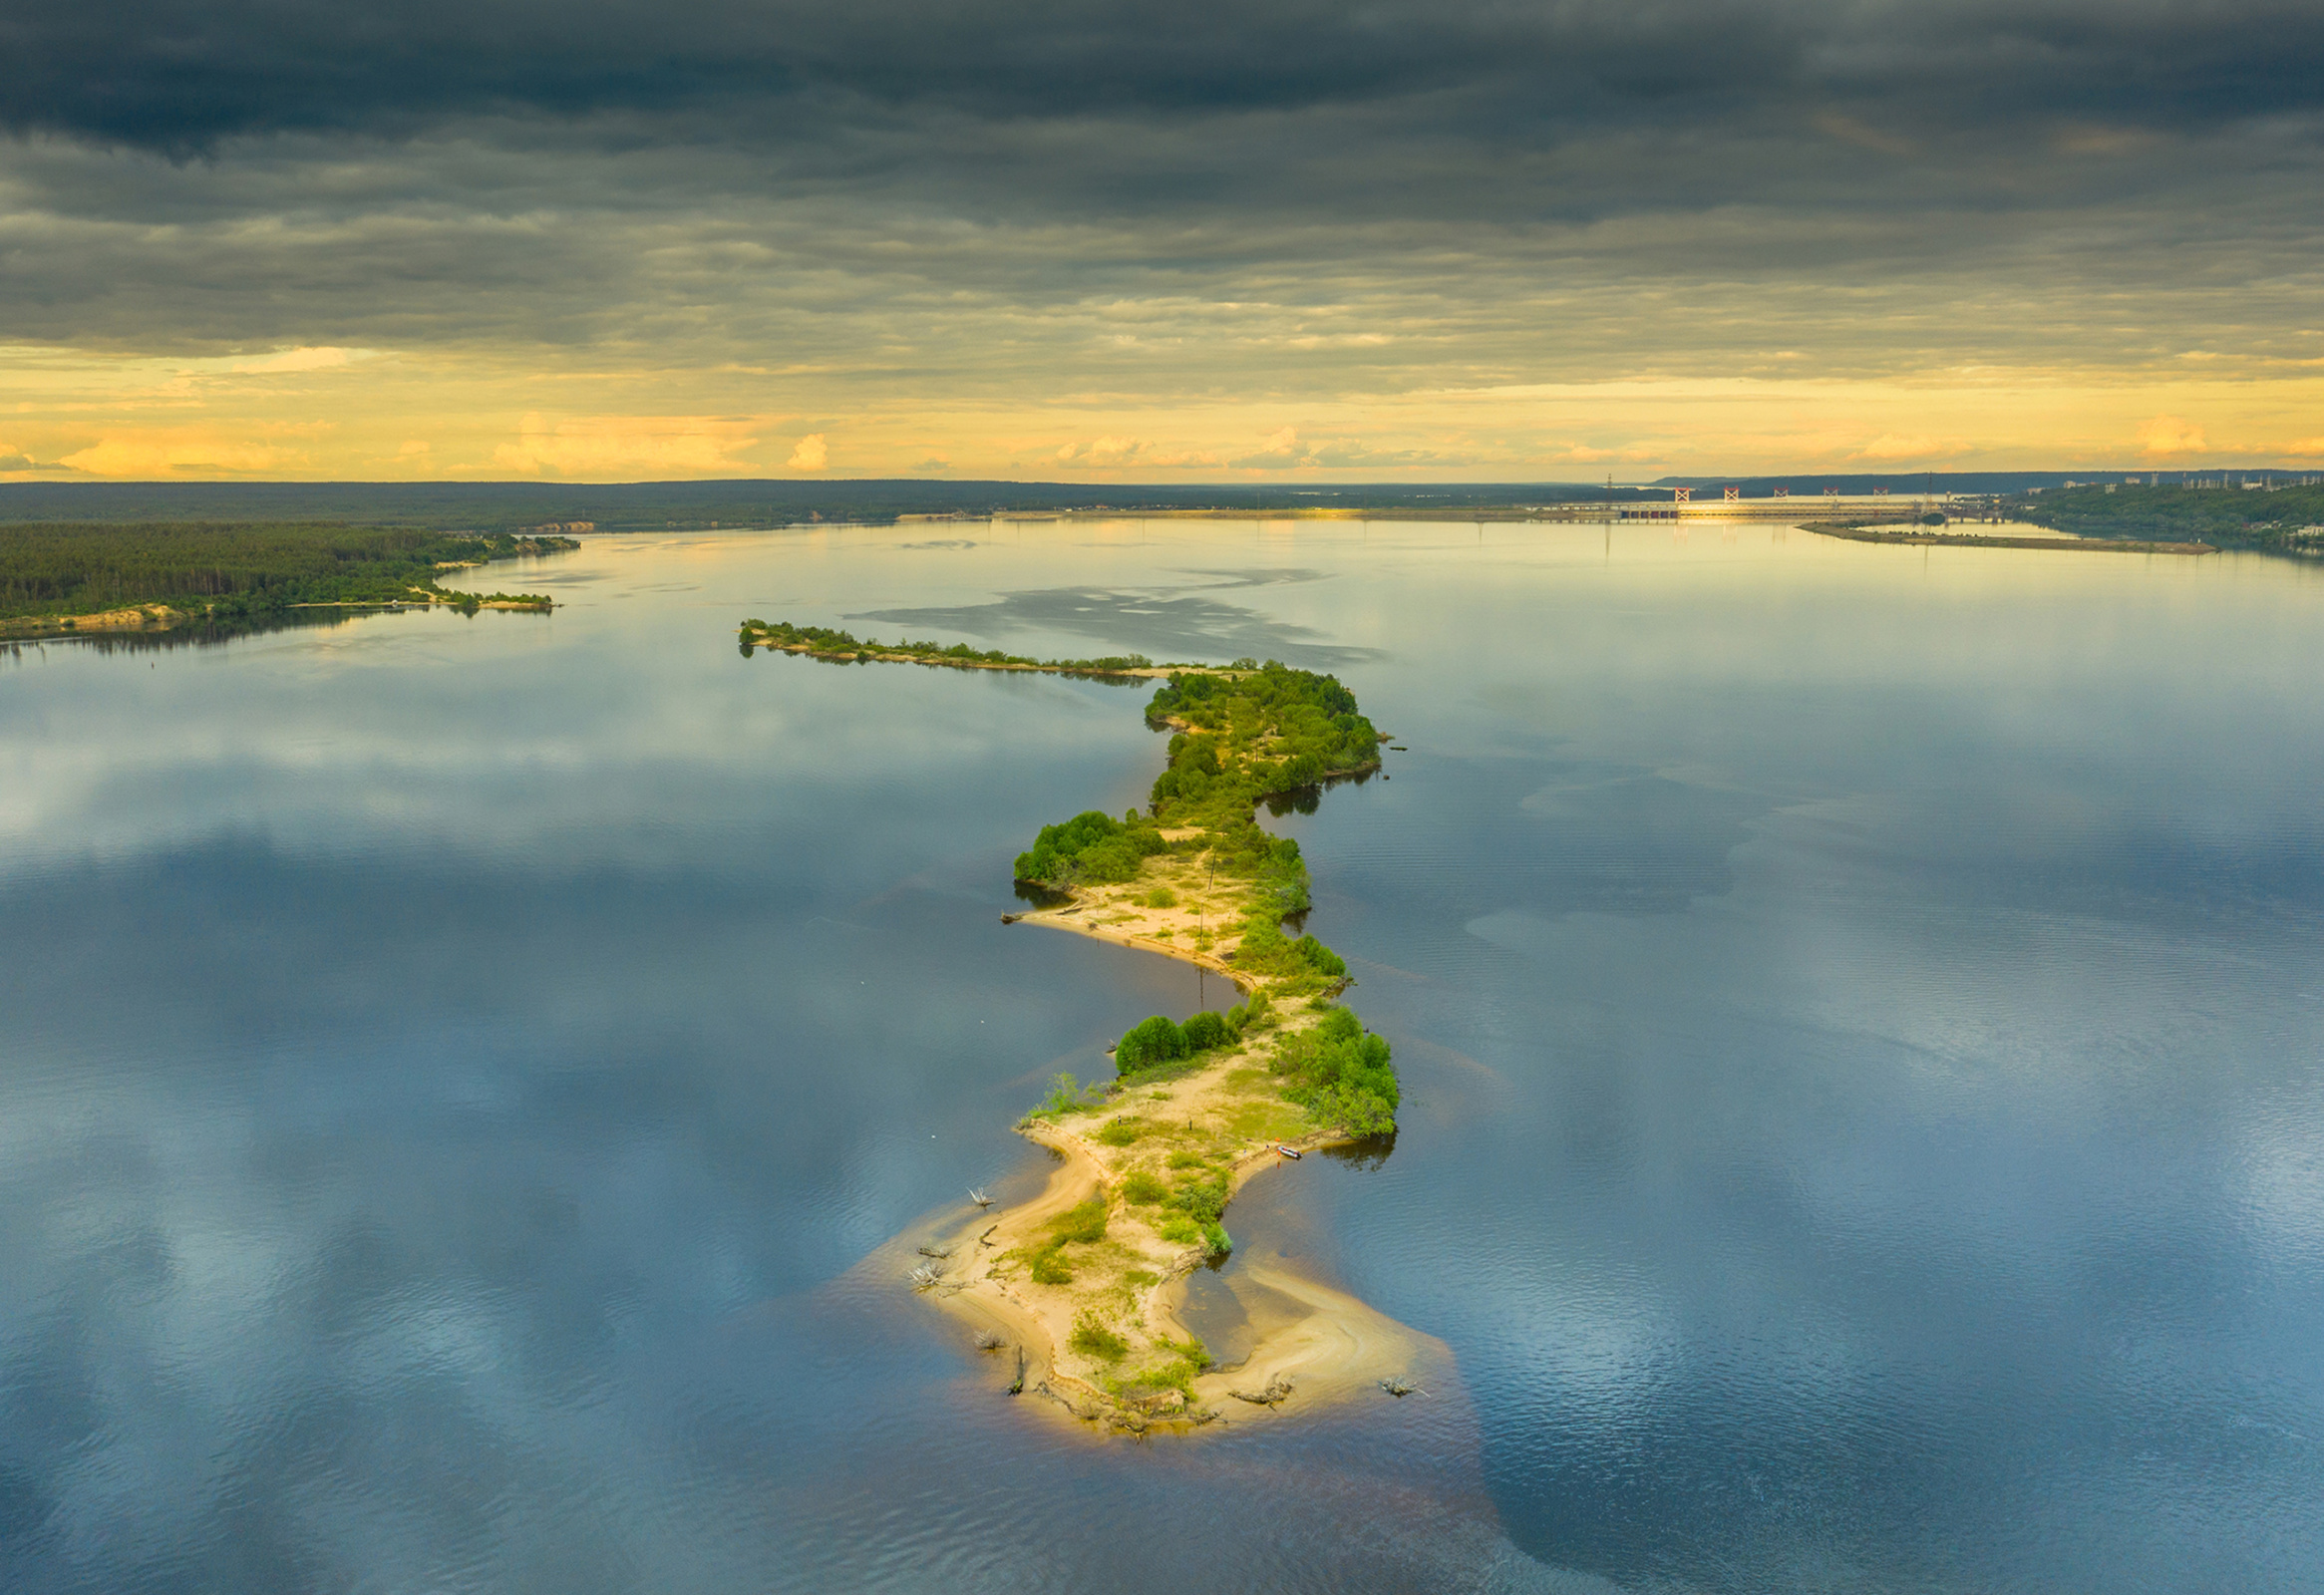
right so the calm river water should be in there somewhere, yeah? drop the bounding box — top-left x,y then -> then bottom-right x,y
4,520 -> 2321,1592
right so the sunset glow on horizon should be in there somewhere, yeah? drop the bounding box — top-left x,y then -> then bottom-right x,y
4,2 -> 2320,481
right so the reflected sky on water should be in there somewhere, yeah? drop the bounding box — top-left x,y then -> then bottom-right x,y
4,520 -> 2322,1592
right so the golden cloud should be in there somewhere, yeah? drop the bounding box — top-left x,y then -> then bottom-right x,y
1851,433 -> 1964,462
494,414 -> 764,476
1054,435 -> 1149,468
58,428 -> 325,478
2138,414 -> 2207,457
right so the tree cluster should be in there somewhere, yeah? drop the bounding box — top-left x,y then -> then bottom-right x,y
1113,991 -> 1271,1074
1015,809 -> 1169,887
1145,664 -> 1381,813
1271,1007 -> 1399,1136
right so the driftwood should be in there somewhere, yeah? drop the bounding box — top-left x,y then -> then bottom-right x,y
1007,1347 -> 1027,1395
977,1223 -> 1000,1247
1228,1375 -> 1294,1407
916,1242 -> 953,1259
1378,1376 -> 1424,1398
908,1260 -> 946,1290
975,1330 -> 1007,1352
968,1187 -> 994,1207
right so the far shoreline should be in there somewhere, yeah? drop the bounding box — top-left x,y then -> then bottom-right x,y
1805,521 -> 2215,554
0,592 -> 553,642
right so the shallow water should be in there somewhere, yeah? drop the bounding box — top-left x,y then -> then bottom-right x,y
4,520 -> 2322,1592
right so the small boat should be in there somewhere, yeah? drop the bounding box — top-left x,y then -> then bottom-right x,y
1275,1144 -> 1302,1159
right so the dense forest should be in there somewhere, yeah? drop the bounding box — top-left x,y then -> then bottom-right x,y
1011,663 -> 1382,913
2011,482 -> 2324,549
0,522 -> 577,624
1144,665 -> 1382,812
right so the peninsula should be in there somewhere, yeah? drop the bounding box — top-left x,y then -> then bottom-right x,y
742,618 -> 1433,1434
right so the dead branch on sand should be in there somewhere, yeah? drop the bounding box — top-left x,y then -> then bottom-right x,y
1228,1376 -> 1295,1407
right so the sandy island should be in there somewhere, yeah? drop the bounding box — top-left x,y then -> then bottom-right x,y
898,939 -> 1441,1436
759,624 -> 1442,1436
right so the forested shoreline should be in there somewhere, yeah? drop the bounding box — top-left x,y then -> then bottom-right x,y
2010,482 -> 2324,550
0,522 -> 578,632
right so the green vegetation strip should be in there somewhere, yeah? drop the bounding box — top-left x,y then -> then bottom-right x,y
740,617 -> 1203,676
0,521 -> 578,632
755,619 -> 1420,1430
1805,522 -> 2214,554
1014,664 -> 1400,1133
747,617 -> 1401,1144
2007,482 -> 2324,551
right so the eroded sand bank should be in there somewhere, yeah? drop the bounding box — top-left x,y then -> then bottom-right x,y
876,909 -> 1440,1437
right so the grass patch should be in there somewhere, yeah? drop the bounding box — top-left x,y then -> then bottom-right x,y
1156,1214 -> 1200,1245
1025,1071 -> 1107,1121
1122,1169 -> 1169,1205
1113,1054 -> 1208,1089
1226,1100 -> 1308,1141
1144,887 -> 1178,908
1113,1335 -> 1212,1396
1050,1196 -> 1109,1245
1096,1117 -> 1145,1147
1069,1314 -> 1130,1362
1030,1247 -> 1075,1285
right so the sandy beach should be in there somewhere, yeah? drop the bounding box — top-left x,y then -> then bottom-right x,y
789,636 -> 1420,1434
895,1019 -> 1440,1436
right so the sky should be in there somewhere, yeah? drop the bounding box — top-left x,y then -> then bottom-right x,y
2,0 -> 2321,481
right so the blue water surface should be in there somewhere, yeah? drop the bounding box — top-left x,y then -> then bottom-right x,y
3,520 -> 2320,1592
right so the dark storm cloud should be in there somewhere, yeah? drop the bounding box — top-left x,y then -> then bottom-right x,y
6,1 -> 2319,159
4,0 -> 2319,468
